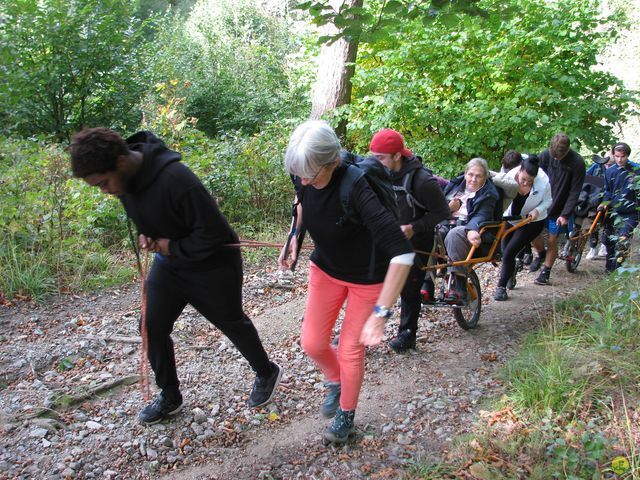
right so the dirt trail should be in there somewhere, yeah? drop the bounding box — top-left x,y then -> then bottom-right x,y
0,259 -> 606,480
164,261 -> 605,479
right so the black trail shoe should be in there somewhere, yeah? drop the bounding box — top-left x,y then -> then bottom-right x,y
528,250 -> 546,273
248,362 -> 283,408
389,329 -> 417,353
323,408 -> 355,445
138,392 -> 183,425
534,267 -> 551,285
320,382 -> 341,419
494,286 -> 508,301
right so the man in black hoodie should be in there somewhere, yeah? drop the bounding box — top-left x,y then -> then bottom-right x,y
69,128 -> 282,425
530,133 -> 585,285
369,129 -> 450,352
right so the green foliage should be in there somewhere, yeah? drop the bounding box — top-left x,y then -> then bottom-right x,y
146,0 -> 313,136
0,125 -> 294,300
298,0 -> 489,44
0,0 -> 155,140
407,269 -> 640,479
332,0 -> 636,175
0,136 -> 134,299
176,124 -> 295,232
546,422 -> 611,479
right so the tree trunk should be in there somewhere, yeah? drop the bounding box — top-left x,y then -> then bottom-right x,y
310,0 -> 362,140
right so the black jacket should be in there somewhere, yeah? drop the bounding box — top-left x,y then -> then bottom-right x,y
444,175 -> 499,232
539,148 -> 586,218
390,156 -> 450,250
121,131 -> 239,270
295,162 -> 413,284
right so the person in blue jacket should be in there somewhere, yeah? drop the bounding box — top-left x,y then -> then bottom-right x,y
441,158 -> 499,302
599,142 -> 640,272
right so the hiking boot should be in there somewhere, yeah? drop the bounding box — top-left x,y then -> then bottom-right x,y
420,279 -> 435,304
248,362 -> 282,408
586,247 -> 597,260
323,408 -> 355,445
138,391 -> 183,425
528,250 -> 546,273
445,275 -> 467,304
389,329 -> 416,353
320,382 -> 341,419
506,270 -> 517,290
534,267 -> 551,285
494,286 -> 508,301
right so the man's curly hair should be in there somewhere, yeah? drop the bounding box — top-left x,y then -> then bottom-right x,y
70,127 -> 129,178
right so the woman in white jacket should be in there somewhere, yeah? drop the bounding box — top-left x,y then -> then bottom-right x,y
492,155 -> 552,301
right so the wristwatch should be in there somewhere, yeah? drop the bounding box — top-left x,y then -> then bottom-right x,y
373,305 -> 392,319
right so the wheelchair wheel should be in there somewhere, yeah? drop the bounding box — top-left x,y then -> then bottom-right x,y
564,237 -> 583,273
453,270 -> 481,330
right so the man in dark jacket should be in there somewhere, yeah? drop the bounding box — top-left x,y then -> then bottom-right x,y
530,133 -> 585,285
369,129 -> 450,352
69,128 -> 282,425
600,142 -> 639,271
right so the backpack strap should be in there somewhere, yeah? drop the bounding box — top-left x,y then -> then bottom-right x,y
399,167 -> 428,218
337,164 -> 365,226
338,164 -> 378,279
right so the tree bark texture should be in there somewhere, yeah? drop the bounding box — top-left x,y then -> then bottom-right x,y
310,0 -> 362,139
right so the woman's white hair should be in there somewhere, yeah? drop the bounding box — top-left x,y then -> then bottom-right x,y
285,120 -> 341,178
465,157 -> 489,179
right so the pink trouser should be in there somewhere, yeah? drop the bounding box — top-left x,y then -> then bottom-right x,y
301,262 -> 382,411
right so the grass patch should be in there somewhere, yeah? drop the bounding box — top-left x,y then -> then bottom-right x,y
407,268 -> 640,479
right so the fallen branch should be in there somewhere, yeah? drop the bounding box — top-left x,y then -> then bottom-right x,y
48,375 -> 140,409
84,334 -> 141,344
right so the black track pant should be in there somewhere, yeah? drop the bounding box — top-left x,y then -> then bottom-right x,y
398,253 -> 429,334
498,220 -> 545,288
144,253 -> 272,396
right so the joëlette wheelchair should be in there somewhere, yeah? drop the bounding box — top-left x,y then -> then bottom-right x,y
416,216 -> 532,330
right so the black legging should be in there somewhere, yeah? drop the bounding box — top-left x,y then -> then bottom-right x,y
144,252 -> 272,395
498,219 -> 545,288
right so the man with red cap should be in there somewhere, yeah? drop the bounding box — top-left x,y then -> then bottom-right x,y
369,129 -> 450,352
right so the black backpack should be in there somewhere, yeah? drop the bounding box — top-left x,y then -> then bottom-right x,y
337,151 -> 399,226
392,156 -> 438,218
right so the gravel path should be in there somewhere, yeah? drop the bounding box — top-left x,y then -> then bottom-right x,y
0,255 -> 607,479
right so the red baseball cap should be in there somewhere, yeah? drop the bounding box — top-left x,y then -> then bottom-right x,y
369,129 -> 413,158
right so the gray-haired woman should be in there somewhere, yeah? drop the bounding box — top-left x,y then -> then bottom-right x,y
279,120 -> 414,444
441,158 -> 499,302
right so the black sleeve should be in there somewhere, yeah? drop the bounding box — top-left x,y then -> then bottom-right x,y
561,157 -> 586,218
168,184 -> 236,261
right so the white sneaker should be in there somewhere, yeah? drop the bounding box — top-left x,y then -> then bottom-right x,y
586,248 -> 597,260
597,244 -> 607,258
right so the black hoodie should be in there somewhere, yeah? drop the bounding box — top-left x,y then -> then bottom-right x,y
121,131 -> 239,270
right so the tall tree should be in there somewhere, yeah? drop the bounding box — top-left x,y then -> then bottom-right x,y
301,0 -> 487,137
309,0 -> 363,139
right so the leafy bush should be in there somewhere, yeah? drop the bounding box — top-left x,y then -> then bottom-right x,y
0,123 -> 296,300
146,0 -> 313,137
0,137 -> 133,299
0,0 -> 156,140
343,0 -> 636,175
